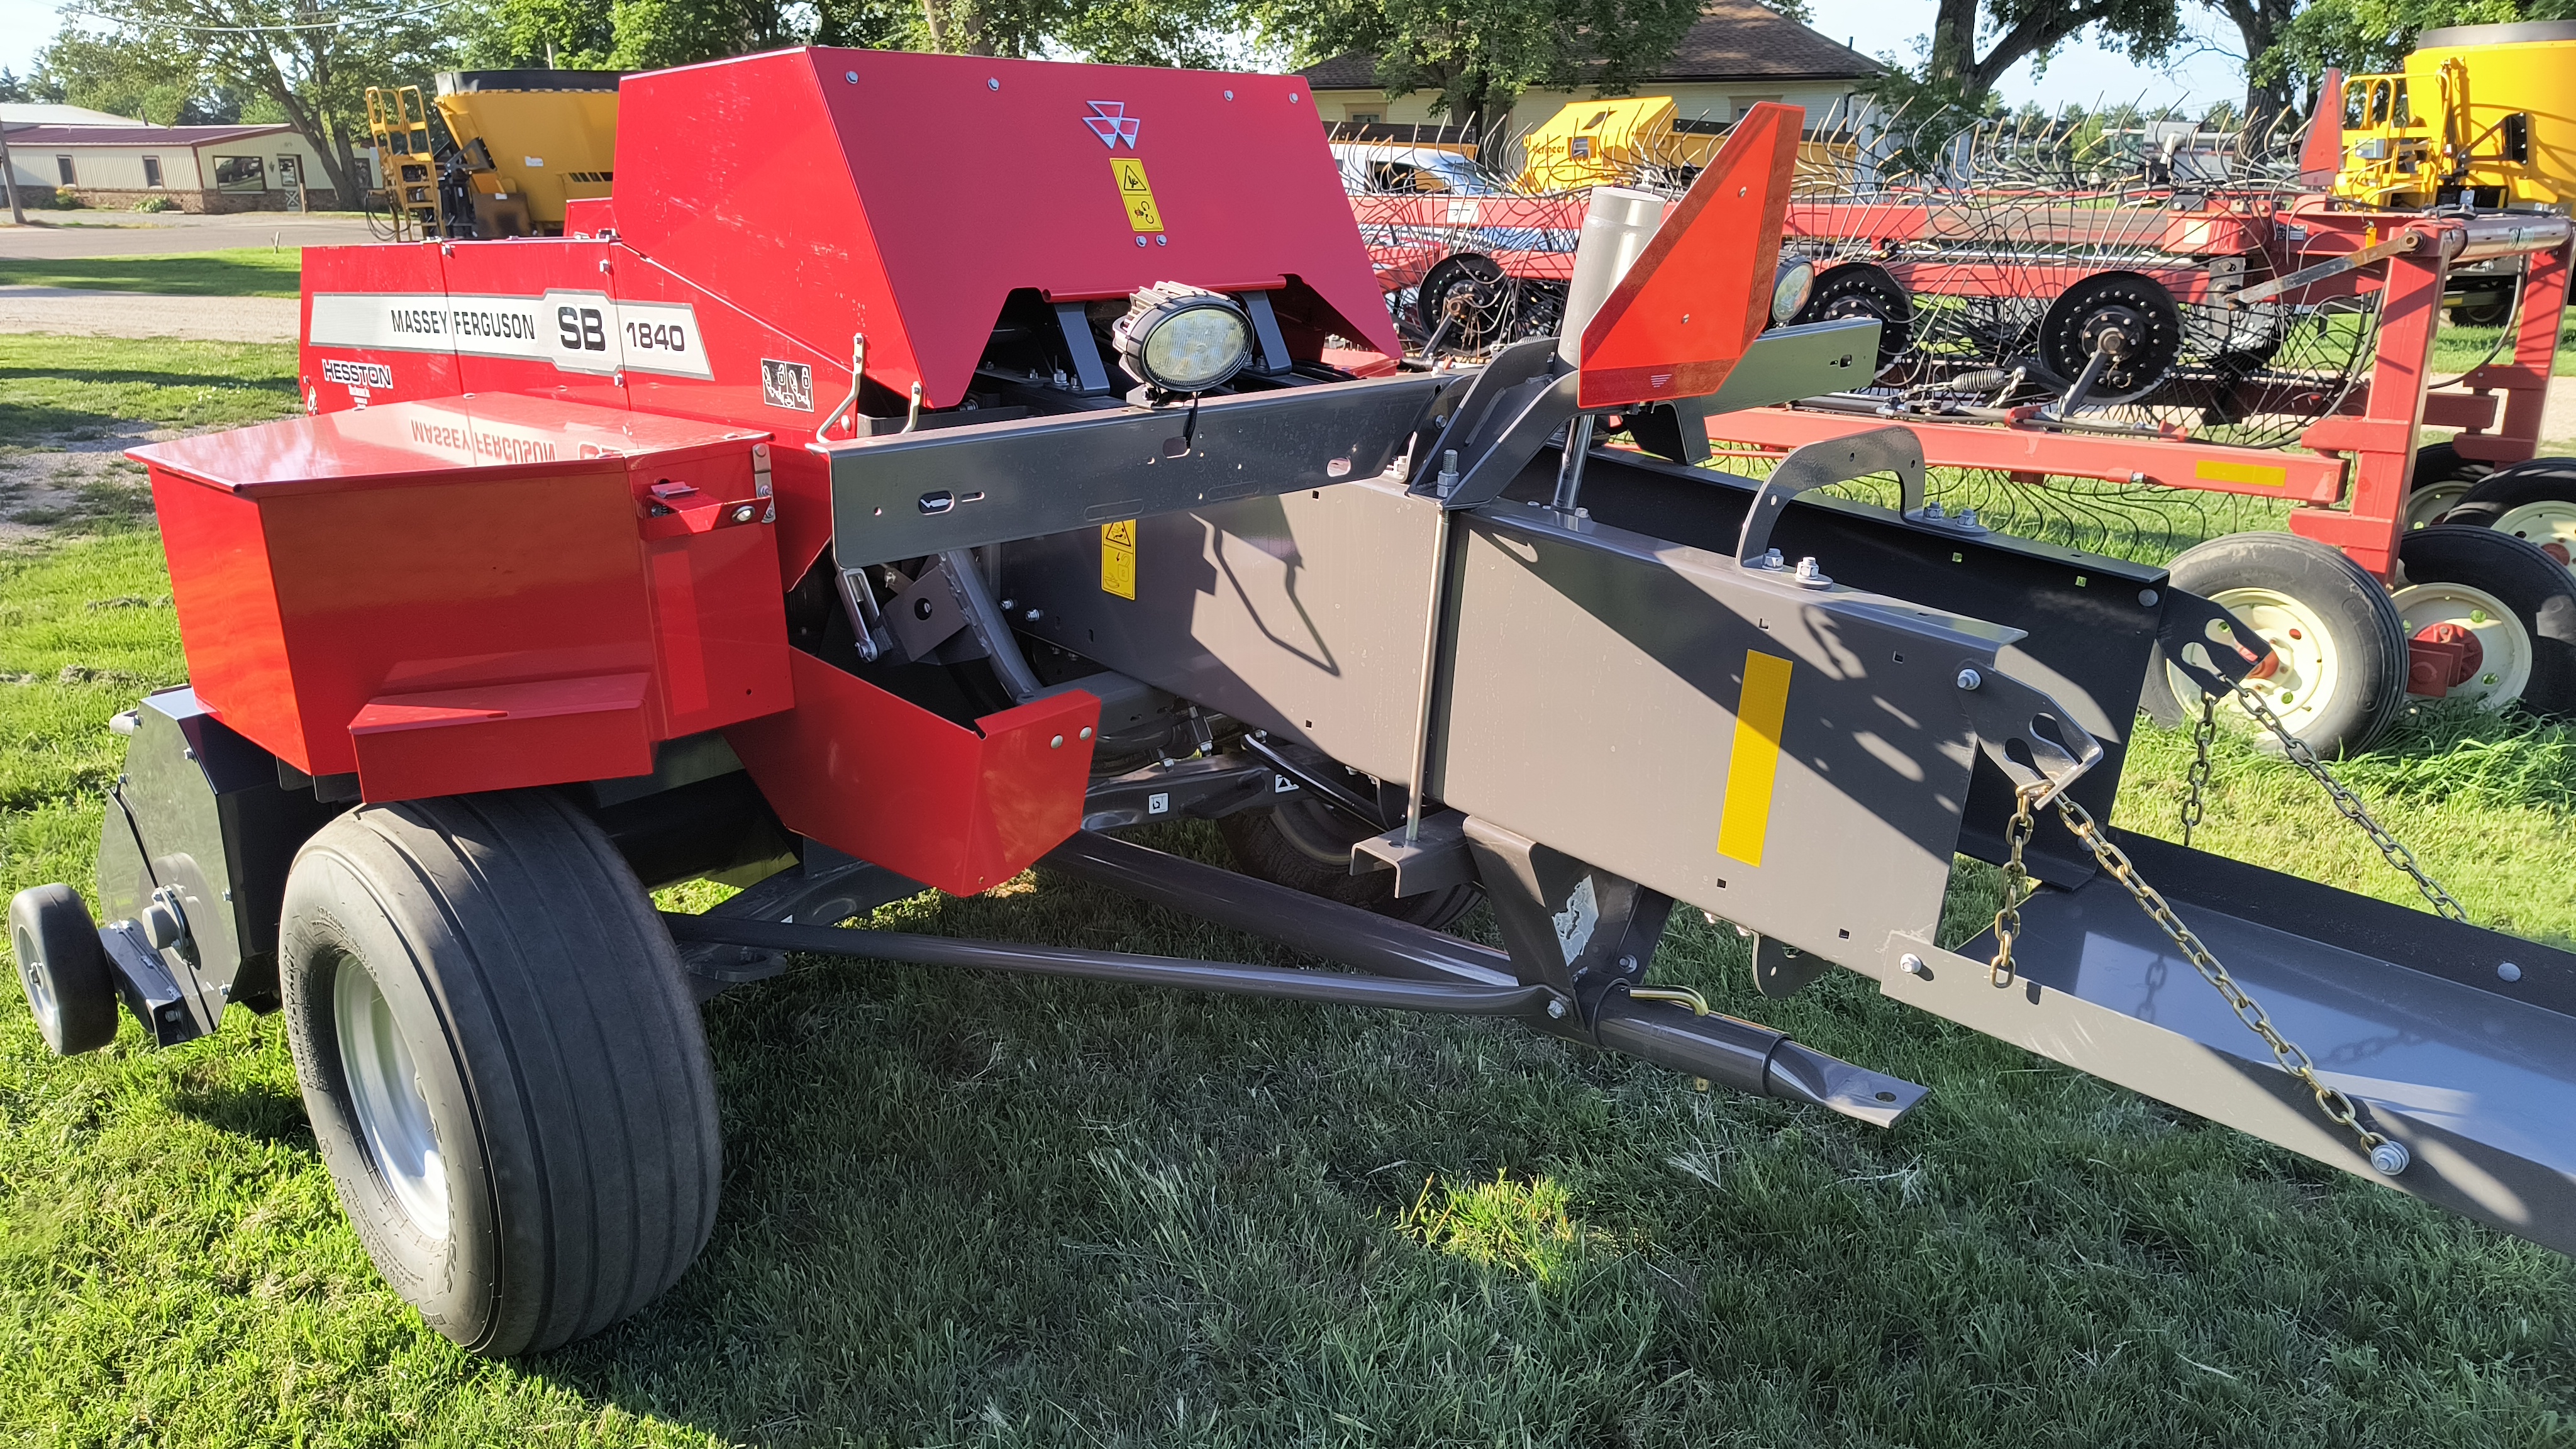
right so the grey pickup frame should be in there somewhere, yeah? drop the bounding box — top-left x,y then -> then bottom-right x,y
817,372 -> 1454,565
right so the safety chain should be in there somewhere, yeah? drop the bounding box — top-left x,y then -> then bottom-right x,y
1987,790 -> 2036,986
2179,693 -> 2217,848
1990,784 -> 2403,1169
2192,684 -> 2471,923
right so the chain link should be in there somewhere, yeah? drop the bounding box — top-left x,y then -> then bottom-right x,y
2180,692 -> 2216,848
2048,791 -> 2391,1160
1987,789 -> 2038,985
2218,684 -> 2470,923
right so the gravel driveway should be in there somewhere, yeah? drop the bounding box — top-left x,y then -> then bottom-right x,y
0,285 -> 299,341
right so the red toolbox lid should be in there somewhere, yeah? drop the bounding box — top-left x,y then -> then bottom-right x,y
130,395 -> 770,497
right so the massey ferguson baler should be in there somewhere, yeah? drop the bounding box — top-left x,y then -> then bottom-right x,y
10,48 -> 2576,1357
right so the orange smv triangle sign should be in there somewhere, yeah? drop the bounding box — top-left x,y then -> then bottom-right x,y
1575,102 -> 1802,410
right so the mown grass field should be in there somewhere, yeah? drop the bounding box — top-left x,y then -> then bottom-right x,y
0,249 -> 304,300
3,311 -> 2575,1446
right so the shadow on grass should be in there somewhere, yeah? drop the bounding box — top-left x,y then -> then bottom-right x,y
0,255 -> 302,298
169,1075 -> 314,1148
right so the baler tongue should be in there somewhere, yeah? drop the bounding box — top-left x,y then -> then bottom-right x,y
1929,830 -> 2576,1253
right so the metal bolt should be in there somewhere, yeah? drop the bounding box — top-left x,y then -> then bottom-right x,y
987,77 -> 999,90
1958,507 -> 1980,527
1923,500 -> 1946,519
1899,953 -> 1924,975
1955,667 -> 1983,691
731,504 -> 756,523
1079,726 -> 1094,740
2499,961 -> 2523,982
1616,953 -> 1638,972
1135,236 -> 1147,248
1545,997 -> 1569,1019
1758,547 -> 1785,570
1050,735 -> 1065,749
1156,235 -> 1168,247
2138,589 -> 2160,607
1224,89 -> 1235,99
2370,1140 -> 2411,1175
845,70 -> 858,83
1023,608 -> 1041,622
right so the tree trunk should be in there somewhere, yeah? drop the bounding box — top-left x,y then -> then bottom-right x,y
921,0 -> 947,50
2216,0 -> 2297,136
1927,0 -> 1979,91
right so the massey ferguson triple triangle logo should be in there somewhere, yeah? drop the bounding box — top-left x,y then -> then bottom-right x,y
1084,101 -> 1140,148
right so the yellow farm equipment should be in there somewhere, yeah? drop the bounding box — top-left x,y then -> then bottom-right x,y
2334,20 -> 2576,211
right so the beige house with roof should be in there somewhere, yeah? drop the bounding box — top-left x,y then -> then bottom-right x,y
2,120 -> 357,212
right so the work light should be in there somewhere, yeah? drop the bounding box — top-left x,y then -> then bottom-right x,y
1772,256 -> 1816,326
1114,284 -> 1254,394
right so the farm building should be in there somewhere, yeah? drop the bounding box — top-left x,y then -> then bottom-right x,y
0,119 -> 360,212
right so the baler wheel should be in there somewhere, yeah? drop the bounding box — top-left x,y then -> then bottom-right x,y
9,883 -> 119,1055
277,790 -> 721,1358
1219,796 -> 1477,931
2392,525 -> 2576,716
2443,457 -> 2576,582
2143,533 -> 2408,755
2405,441 -> 2497,531
1790,262 -> 1911,367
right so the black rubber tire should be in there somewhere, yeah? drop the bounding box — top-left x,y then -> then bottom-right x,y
2143,533 -> 2408,755
1218,796 -> 1478,931
2448,294 -> 2513,327
278,790 -> 721,1358
2407,441 -> 2497,530
9,883 -> 119,1055
1792,262 -> 1912,365
2392,525 -> 2576,716
2443,457 -> 2576,555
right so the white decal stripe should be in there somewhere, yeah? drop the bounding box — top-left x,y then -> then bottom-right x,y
306,291 -> 716,381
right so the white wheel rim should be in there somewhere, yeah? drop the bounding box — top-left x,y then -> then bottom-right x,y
2392,580 -> 2534,706
2490,499 -> 2576,582
2171,586 -> 2343,739
333,955 -> 448,1238
14,923 -> 60,1043
2407,480 -> 2475,530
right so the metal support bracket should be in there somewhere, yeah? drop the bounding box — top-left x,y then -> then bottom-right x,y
2156,587 -> 2270,700
1463,816 -> 1672,1010
1736,426 -> 1924,567
674,844 -> 923,1000
1352,809 -> 1474,898
1752,933 -> 1835,998
98,919 -> 204,1048
1955,664 -> 2106,807
1411,336 -> 1580,511
1079,755 -> 1278,831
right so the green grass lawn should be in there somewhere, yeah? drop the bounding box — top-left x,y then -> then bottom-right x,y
0,335 -> 298,447
2,338 -> 2574,1446
0,249 -> 303,299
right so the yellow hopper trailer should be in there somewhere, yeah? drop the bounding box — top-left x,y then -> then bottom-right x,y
429,69 -> 623,235
1516,96 -> 1723,190
2334,20 -> 2576,211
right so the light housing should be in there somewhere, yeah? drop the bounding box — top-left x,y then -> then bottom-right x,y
1113,283 -> 1255,395
1771,255 -> 1816,326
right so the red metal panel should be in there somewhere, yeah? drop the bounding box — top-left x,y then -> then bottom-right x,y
607,49 -> 1397,410
298,242 -> 463,415
348,674 -> 656,801
1577,102 -> 1802,409
131,397 -> 786,792
725,650 -> 1101,896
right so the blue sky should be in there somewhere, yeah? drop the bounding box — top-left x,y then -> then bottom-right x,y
4,0 -> 2257,113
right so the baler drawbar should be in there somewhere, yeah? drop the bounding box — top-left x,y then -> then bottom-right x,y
9,48 -> 2575,1358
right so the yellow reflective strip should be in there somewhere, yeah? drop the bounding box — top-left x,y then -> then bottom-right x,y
1718,650 -> 1794,867
2194,458 -> 2287,489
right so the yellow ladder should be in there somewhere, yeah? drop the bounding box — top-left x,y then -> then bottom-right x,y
367,85 -> 445,242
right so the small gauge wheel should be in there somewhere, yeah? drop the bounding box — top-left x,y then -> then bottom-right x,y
1415,253 -> 1517,354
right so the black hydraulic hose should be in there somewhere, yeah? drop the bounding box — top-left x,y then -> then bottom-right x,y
658,912 -> 1551,1018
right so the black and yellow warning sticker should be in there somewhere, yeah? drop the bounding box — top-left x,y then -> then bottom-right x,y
1101,519 -> 1138,598
1111,157 -> 1162,233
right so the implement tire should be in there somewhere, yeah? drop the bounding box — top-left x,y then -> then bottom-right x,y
278,790 -> 721,1358
2442,457 -> 2576,586
9,884 -> 118,1055
2392,525 -> 2576,716
2143,533 -> 2407,755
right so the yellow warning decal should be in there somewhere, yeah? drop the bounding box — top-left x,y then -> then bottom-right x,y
2195,458 -> 2287,489
1101,519 -> 1138,599
1717,650 -> 1794,867
1111,157 -> 1163,233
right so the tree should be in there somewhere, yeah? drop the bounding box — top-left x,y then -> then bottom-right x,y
60,0 -> 457,205
2202,0 -> 2297,134
464,0 -> 916,70
2253,0 -> 2566,107
33,29 -> 249,124
1255,0 -> 1706,136
1922,0 -> 2187,107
